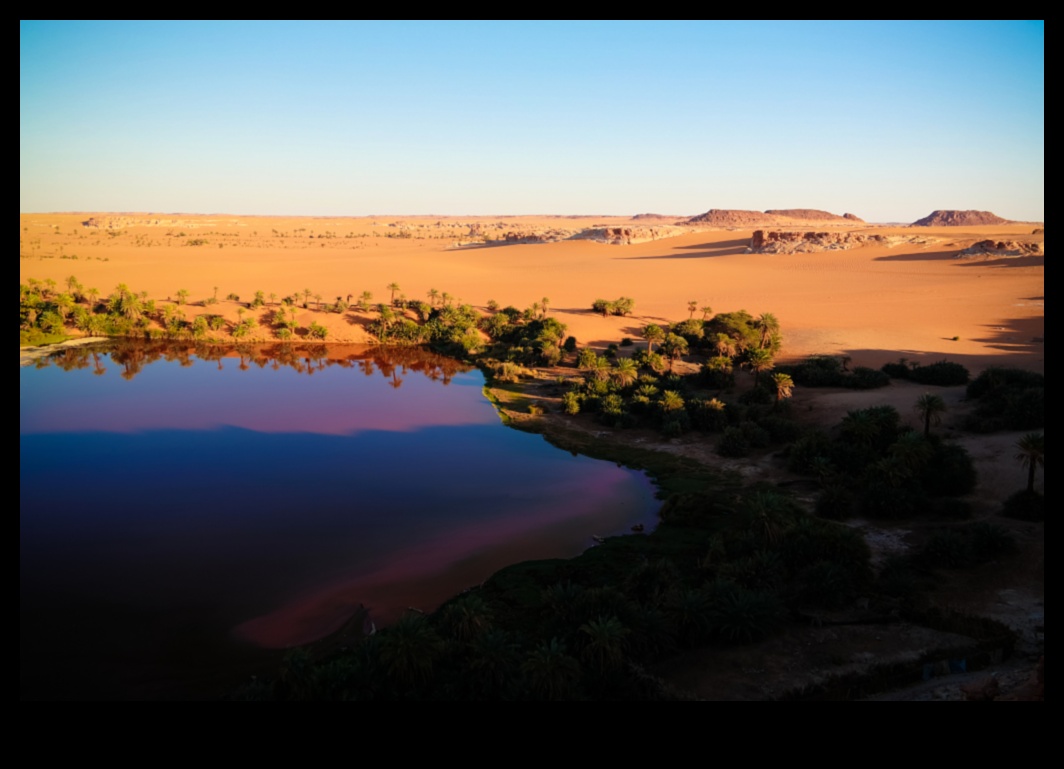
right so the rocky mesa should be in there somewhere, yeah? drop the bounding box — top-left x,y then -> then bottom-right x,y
912,210 -> 1009,226
685,208 -> 861,226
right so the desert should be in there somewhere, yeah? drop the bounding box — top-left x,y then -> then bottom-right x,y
18,212 -> 1044,373
21,20 -> 1043,700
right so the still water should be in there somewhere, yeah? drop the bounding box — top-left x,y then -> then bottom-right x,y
20,342 -> 658,699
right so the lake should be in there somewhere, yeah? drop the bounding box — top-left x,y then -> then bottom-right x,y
20,341 -> 658,699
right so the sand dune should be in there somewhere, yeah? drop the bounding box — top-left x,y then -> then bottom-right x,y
19,213 -> 1044,373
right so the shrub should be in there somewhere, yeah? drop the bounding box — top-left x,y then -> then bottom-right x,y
909,360 -> 969,387
881,359 -> 913,379
709,586 -> 782,644
844,366 -> 890,390
758,415 -> 802,443
561,391 -> 581,415
739,421 -> 771,449
787,430 -> 832,475
967,367 -> 1044,400
1001,490 -> 1044,521
718,427 -> 750,457
921,443 -> 977,496
816,484 -> 854,520
969,522 -> 1017,561
688,397 -> 729,432
921,528 -> 974,568
739,385 -> 773,406
781,355 -> 845,387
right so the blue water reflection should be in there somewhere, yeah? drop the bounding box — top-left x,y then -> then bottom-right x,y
20,342 -> 658,699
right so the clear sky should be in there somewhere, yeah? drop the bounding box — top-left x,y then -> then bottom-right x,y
20,20 -> 1044,222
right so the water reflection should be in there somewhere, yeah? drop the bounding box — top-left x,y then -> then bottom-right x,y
20,342 -> 658,699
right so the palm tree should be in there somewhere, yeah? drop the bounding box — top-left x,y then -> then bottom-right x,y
378,612 -> 442,688
521,638 -> 581,700
108,284 -> 142,322
579,615 -> 629,673
714,333 -> 737,358
745,347 -> 774,386
659,390 -> 685,415
757,313 -> 780,349
772,372 -> 794,406
914,393 -> 946,437
687,300 -> 698,319
612,358 -> 638,388
427,288 -> 439,306
643,324 -> 665,353
387,282 -> 400,305
661,333 -> 688,372
700,305 -> 713,321
1015,432 -> 1044,493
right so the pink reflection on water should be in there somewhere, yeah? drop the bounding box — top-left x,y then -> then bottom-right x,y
235,469 -> 641,648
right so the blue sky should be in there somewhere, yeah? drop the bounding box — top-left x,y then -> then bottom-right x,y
20,20 -> 1044,221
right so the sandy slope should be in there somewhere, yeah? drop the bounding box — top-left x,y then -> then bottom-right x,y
19,213 -> 1043,374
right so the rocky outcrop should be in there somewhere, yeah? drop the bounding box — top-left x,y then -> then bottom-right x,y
912,210 -> 1008,226
499,229 -> 577,244
956,240 -> 1043,257
764,209 -> 863,222
748,230 -> 889,253
489,225 -> 682,245
574,226 -> 683,245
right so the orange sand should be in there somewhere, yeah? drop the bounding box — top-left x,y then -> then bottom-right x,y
19,213 -> 1044,373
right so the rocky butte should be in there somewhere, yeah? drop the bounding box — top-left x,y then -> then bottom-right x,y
684,208 -> 861,227
912,210 -> 1009,226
